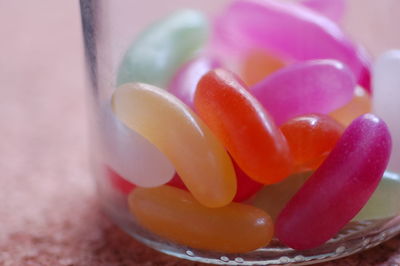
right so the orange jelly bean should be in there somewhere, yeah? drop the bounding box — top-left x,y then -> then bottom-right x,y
241,49 -> 286,85
280,114 -> 344,172
129,186 -> 274,253
330,86 -> 372,126
112,83 -> 236,208
195,69 -> 292,184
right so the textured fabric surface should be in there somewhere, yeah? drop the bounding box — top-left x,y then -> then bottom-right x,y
1,1 -> 400,265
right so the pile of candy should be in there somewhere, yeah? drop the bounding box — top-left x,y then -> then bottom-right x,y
107,0 -> 400,253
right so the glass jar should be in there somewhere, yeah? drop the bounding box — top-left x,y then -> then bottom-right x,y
80,0 -> 400,264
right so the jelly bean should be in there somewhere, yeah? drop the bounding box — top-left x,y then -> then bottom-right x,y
280,114 -> 344,172
117,9 -> 209,87
251,172 -> 311,221
232,160 -> 264,202
103,167 -> 197,195
101,106 -> 175,187
168,56 -> 221,108
129,186 -> 274,253
276,114 -> 392,250
170,158 -> 264,202
301,0 -> 346,22
214,0 -> 371,91
251,60 -> 356,125
373,50 -> 400,174
112,83 -> 236,208
195,69 -> 292,184
354,171 -> 400,221
241,49 -> 286,86
167,173 -> 187,191
106,166 -> 135,195
330,86 -> 371,126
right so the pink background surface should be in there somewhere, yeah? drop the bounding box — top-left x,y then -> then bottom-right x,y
1,0 -> 400,265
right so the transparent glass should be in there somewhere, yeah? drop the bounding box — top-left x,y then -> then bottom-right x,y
80,0 -> 400,264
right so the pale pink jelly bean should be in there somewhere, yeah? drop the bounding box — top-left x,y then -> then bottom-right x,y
214,0 -> 371,91
251,60 -> 355,125
168,56 -> 221,108
276,114 -> 392,250
301,0 -> 346,22
100,105 -> 175,187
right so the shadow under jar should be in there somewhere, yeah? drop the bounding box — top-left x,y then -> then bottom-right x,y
80,0 -> 400,264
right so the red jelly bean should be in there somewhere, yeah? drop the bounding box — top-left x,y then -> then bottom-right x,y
233,161 -> 264,202
106,166 -> 136,195
105,165 -> 188,195
276,114 -> 392,250
280,114 -> 344,172
195,69 -> 292,185
168,173 -> 188,191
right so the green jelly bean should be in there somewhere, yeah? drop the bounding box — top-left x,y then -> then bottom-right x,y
117,9 -> 209,87
250,172 -> 311,221
354,171 -> 400,221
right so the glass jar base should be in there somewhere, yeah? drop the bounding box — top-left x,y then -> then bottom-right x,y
99,189 -> 400,265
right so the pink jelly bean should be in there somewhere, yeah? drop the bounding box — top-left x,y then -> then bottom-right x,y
301,0 -> 346,22
103,166 -> 187,195
276,114 -> 392,250
168,56 -> 221,108
101,106 -> 175,187
214,0 -> 371,91
251,60 -> 355,125
169,159 -> 263,202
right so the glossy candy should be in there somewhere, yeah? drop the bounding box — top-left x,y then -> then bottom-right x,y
117,9 -> 209,87
105,166 -> 188,196
251,172 -> 311,221
170,158 -> 264,202
112,83 -> 236,208
301,0 -> 346,22
129,186 -> 274,253
330,86 -> 372,126
232,160 -> 264,202
354,171 -> 400,221
373,50 -> 400,174
167,174 -> 188,191
195,69 -> 292,184
280,114 -> 344,172
276,114 -> 392,250
251,60 -> 356,125
169,56 -> 221,108
101,107 -> 175,187
241,49 -> 286,86
214,0 -> 371,90
106,166 -> 136,195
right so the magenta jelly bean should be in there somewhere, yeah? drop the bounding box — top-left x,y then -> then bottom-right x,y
169,56 -> 221,108
301,0 -> 346,22
214,0 -> 371,91
276,114 -> 392,250
251,60 -> 356,125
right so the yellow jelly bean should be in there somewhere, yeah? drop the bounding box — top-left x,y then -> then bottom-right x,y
330,86 -> 372,126
129,186 -> 274,253
250,172 -> 311,220
112,83 -> 236,208
241,49 -> 286,86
